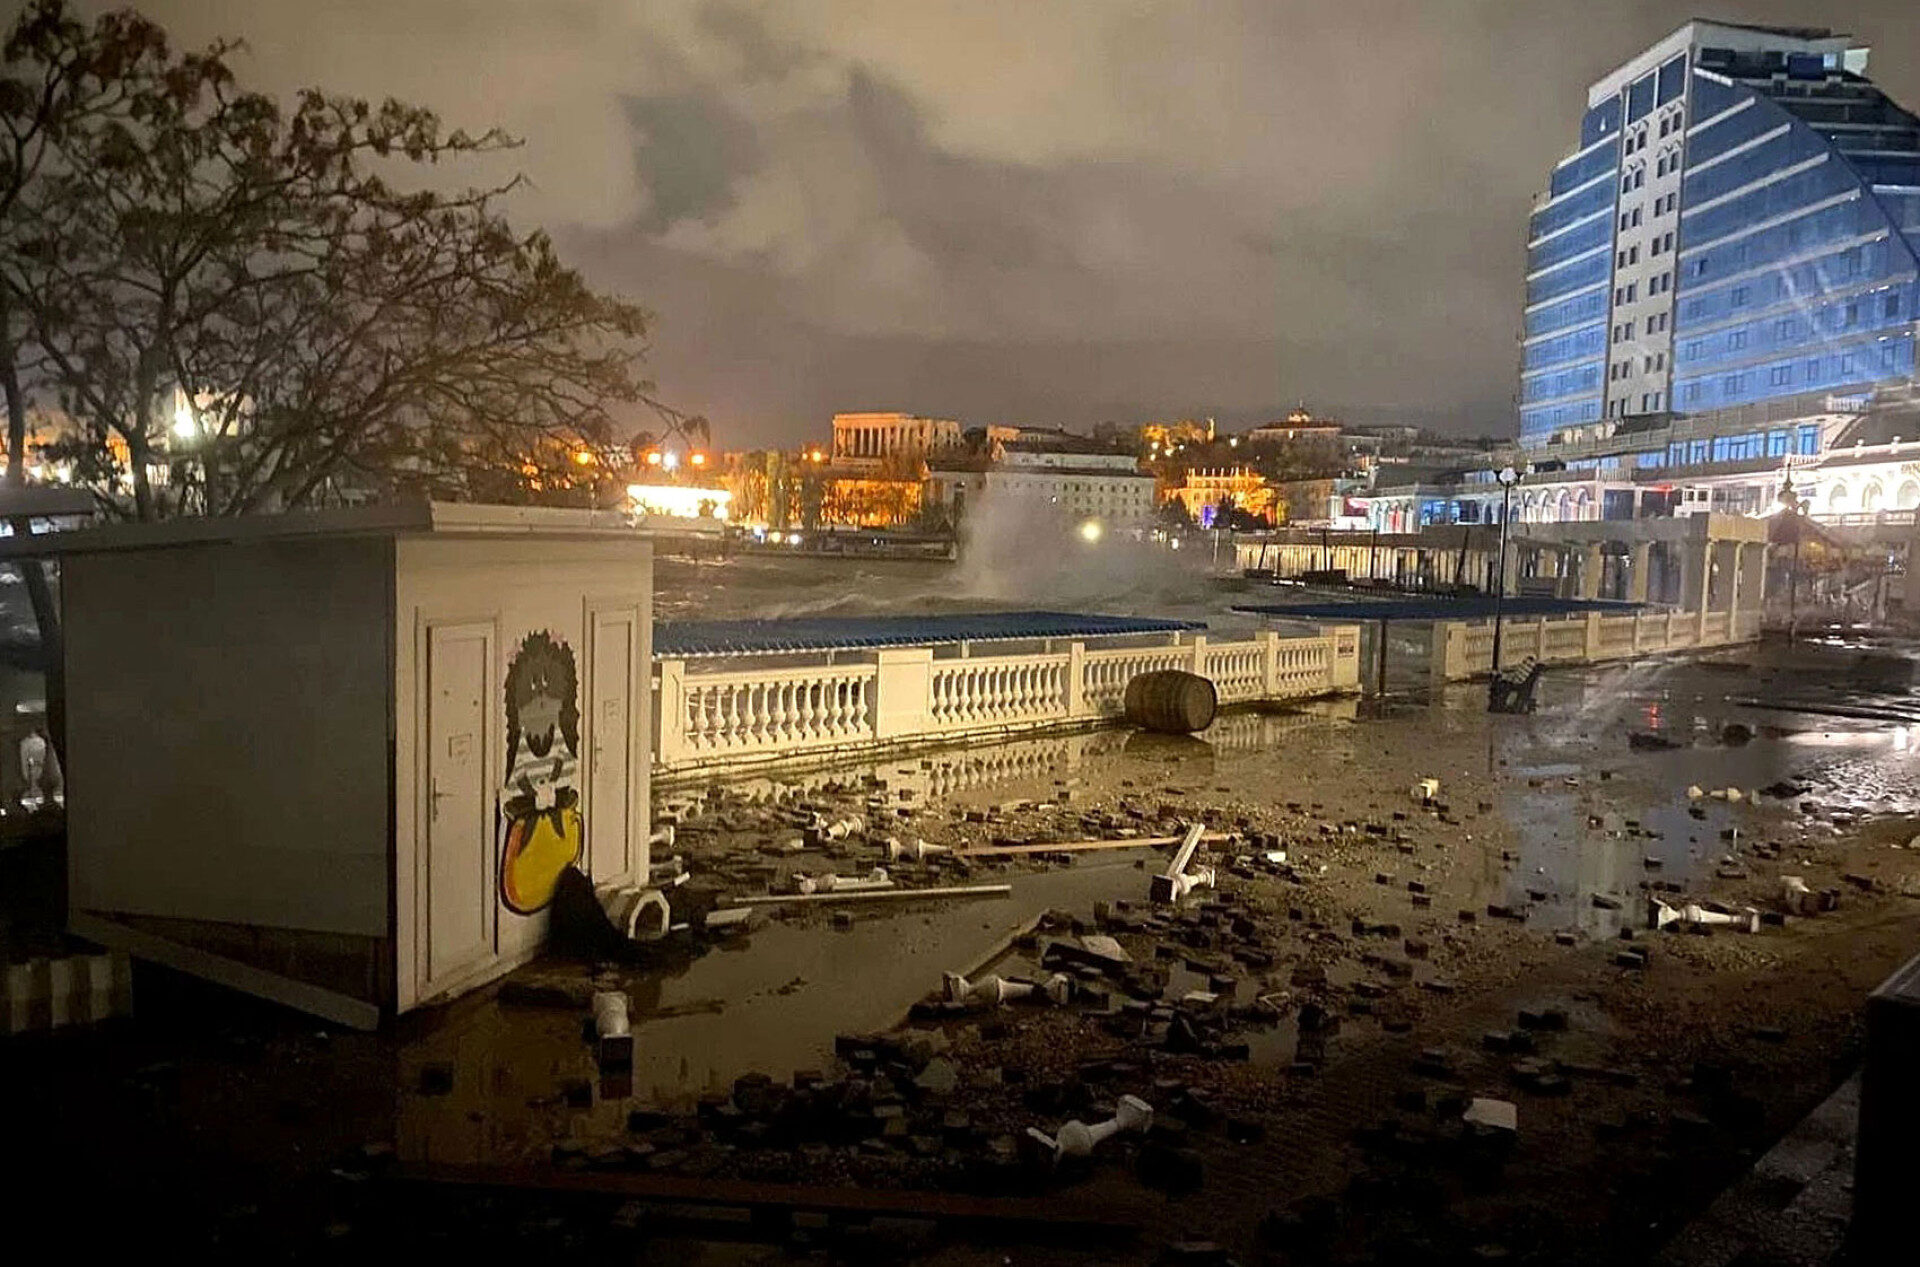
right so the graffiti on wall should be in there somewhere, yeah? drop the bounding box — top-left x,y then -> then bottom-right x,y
499,630 -> 582,914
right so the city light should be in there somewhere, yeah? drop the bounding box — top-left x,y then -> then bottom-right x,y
572,448 -> 594,465
171,402 -> 196,439
644,450 -> 663,467
1078,518 -> 1104,543
690,451 -> 708,467
661,450 -> 680,471
627,484 -> 731,520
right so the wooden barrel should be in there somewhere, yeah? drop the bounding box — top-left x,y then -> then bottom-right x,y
1123,669 -> 1218,734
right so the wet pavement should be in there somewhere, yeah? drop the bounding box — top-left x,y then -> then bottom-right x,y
15,633 -> 1920,1264
393,637 -> 1920,1177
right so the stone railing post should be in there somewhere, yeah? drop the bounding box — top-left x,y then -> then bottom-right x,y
1067,641 -> 1088,717
1428,621 -> 1459,682
1533,619 -> 1549,663
1191,634 -> 1208,677
1323,624 -> 1362,690
1259,629 -> 1280,696
872,648 -> 933,740
1585,611 -> 1603,660
653,659 -> 687,765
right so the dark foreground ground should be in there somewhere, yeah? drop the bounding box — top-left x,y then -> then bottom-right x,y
7,637 -> 1920,1264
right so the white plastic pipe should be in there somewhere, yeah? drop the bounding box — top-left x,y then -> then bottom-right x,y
796,866 -> 891,895
1029,1094 -> 1153,1166
943,971 -> 1071,1007
887,838 -> 951,862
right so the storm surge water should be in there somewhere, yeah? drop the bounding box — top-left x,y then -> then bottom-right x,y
654,502 -> 1234,630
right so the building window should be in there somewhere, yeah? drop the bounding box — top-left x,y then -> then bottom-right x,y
1775,318 -> 1793,341
1886,345 -> 1901,371
1770,364 -> 1792,386
1684,383 -> 1703,403
1768,431 -> 1788,458
1844,301 -> 1858,326
1619,212 -> 1630,232
1730,285 -> 1749,307
1885,293 -> 1901,319
1806,357 -> 1821,382
1796,425 -> 1819,455
1634,168 -> 1645,189
1841,353 -> 1855,373
1722,374 -> 1742,396
1728,330 -> 1747,351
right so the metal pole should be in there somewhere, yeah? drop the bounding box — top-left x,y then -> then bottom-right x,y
1490,481 -> 1513,694
1376,618 -> 1389,697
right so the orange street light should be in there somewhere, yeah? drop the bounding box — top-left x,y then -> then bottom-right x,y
690,451 -> 708,467
573,448 -> 595,466
644,450 -> 663,467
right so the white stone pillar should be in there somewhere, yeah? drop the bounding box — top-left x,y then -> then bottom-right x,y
1068,641 -> 1088,717
873,648 -> 932,739
654,659 -> 687,765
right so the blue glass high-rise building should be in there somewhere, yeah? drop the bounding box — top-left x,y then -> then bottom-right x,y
1519,20 -> 1920,449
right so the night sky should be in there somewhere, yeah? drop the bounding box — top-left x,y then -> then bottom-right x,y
97,3 -> 1920,446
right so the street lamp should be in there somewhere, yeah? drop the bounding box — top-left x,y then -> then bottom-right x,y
1488,466 -> 1519,704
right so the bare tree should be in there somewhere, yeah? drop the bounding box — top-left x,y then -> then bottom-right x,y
3,0 -> 669,521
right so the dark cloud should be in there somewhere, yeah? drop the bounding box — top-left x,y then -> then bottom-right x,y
621,91 -> 760,232
76,1 -> 1920,446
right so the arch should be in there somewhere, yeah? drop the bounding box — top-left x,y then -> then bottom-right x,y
1861,480 -> 1885,513
1897,480 -> 1920,511
1572,487 -> 1593,522
1826,481 -> 1850,513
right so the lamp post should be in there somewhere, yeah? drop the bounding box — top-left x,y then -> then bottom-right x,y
1488,466 -> 1519,702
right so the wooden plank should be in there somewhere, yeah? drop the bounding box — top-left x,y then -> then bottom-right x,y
70,910 -> 382,1030
394,1162 -> 1141,1238
955,831 -> 1228,858
726,883 -> 1012,907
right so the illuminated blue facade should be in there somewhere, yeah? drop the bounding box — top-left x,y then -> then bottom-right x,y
1519,22 -> 1920,449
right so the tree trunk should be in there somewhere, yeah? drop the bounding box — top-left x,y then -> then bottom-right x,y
0,315 -> 67,773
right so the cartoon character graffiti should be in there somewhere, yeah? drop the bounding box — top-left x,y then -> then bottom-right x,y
498,631 -> 583,914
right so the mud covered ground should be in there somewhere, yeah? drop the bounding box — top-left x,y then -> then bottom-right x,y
10,638 -> 1920,1264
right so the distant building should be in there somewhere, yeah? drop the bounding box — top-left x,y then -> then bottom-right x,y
1169,467 -> 1276,525
927,437 -> 1156,529
1361,19 -> 1920,532
1520,19 -> 1917,447
1244,407 -> 1343,446
831,412 -> 965,462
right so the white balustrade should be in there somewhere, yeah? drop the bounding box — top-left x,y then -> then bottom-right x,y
1203,643 -> 1266,702
677,663 -> 876,760
654,629 -> 1355,773
1081,646 -> 1192,713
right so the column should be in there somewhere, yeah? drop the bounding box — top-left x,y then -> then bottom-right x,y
1627,542 -> 1652,602
1580,542 -> 1604,599
1725,542 -> 1744,643
1694,541 -> 1715,642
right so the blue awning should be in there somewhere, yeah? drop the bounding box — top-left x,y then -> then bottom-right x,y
655,610 -> 1205,658
1233,596 -> 1648,621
